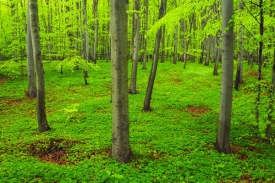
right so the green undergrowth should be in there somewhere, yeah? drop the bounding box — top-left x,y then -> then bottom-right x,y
0,60 -> 275,182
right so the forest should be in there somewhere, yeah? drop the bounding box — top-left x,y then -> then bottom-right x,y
0,0 -> 275,182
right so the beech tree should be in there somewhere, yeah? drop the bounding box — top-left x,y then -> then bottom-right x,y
110,0 -> 132,163
129,0 -> 140,94
214,0 -> 234,153
27,3 -> 36,98
29,0 -> 51,132
143,0 -> 167,111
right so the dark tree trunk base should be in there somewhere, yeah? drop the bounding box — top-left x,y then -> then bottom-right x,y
128,89 -> 139,94
214,141 -> 231,154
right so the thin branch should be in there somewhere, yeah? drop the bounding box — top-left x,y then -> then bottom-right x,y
241,0 -> 260,24
249,1 -> 260,7
240,23 -> 256,40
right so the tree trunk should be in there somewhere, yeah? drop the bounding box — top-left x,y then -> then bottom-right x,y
180,19 -> 187,68
83,0 -> 89,85
234,3 -> 244,90
92,0 -> 99,64
142,0 -> 149,70
29,0 -> 51,132
255,0 -> 264,123
27,3 -> 36,98
214,0 -> 234,153
143,0 -> 167,111
110,0 -> 132,163
129,0 -> 140,94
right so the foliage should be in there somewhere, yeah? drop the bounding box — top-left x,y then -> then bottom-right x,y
0,59 -> 25,77
57,56 -> 100,73
1,61 -> 275,182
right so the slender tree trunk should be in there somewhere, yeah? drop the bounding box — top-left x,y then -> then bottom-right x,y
255,0 -> 264,123
83,0 -> 89,85
92,0 -> 99,64
29,0 -> 51,132
180,19 -> 187,68
214,0 -> 234,153
213,34 -> 220,75
234,3 -> 244,90
129,0 -> 140,94
110,0 -> 132,163
142,0 -> 149,70
27,4 -> 36,98
143,0 -> 167,111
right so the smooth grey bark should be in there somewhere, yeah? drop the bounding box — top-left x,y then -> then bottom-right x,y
143,0 -> 167,111
83,0 -> 89,85
214,0 -> 234,153
29,0 -> 51,132
142,0 -> 149,70
92,0 -> 99,64
27,2 -> 36,98
129,0 -> 140,94
172,0 -> 178,64
110,0 -> 132,163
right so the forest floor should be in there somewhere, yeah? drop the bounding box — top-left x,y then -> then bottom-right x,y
0,60 -> 275,182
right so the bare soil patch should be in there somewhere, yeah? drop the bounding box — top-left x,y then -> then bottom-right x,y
187,105 -> 211,116
28,138 -> 78,165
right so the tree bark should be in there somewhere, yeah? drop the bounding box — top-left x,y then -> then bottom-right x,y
29,0 -> 51,132
110,0 -> 132,163
214,0 -> 234,153
143,0 -> 167,111
234,2 -> 244,90
83,0 -> 89,85
27,3 -> 36,98
142,0 -> 149,70
92,0 -> 99,64
129,0 -> 140,94
255,0 -> 264,123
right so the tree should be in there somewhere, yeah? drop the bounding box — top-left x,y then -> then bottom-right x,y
92,0 -> 99,64
255,0 -> 264,123
29,0 -> 51,132
27,3 -> 36,98
83,0 -> 89,85
142,0 -> 149,70
129,0 -> 140,94
110,0 -> 132,163
143,0 -> 167,111
214,0 -> 234,153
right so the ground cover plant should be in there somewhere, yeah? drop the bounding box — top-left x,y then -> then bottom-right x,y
0,61 -> 275,182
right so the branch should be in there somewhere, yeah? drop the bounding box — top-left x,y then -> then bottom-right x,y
241,0 -> 260,24
240,23 -> 256,40
249,1 -> 260,7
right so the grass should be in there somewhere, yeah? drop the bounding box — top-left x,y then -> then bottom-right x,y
0,60 -> 275,182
